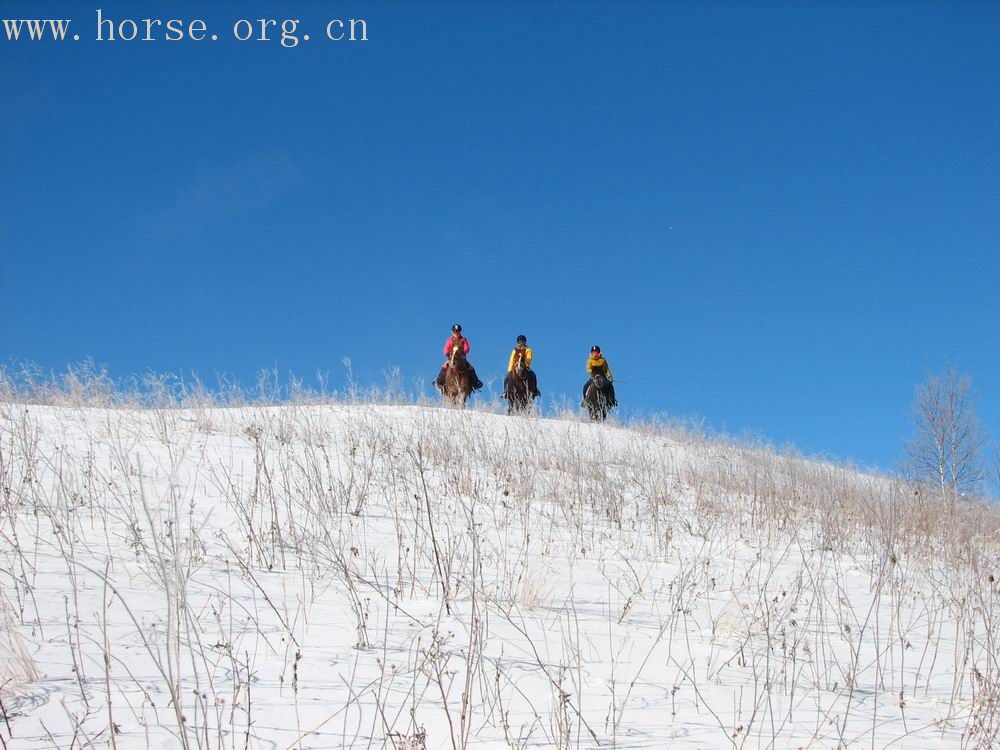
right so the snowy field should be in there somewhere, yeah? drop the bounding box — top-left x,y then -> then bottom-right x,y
1,400 -> 999,748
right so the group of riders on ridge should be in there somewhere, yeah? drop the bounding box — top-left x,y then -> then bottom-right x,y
433,323 -> 618,410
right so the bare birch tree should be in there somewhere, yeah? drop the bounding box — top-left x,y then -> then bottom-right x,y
904,367 -> 986,507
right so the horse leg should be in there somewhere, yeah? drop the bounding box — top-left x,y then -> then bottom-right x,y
588,393 -> 603,422
508,394 -> 520,415
459,374 -> 472,407
507,378 -> 519,414
444,371 -> 460,406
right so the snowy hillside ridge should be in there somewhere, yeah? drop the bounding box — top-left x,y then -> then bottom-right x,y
1,401 -> 999,749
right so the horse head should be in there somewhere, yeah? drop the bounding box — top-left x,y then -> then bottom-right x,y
450,344 -> 469,370
512,349 -> 529,379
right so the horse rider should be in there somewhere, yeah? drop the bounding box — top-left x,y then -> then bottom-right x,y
504,334 -> 541,399
435,323 -> 484,391
583,344 -> 617,406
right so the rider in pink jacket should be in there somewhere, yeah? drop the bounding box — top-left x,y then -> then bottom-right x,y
435,323 -> 483,391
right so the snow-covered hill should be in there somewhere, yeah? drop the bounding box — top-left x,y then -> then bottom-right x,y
1,401 -> 998,748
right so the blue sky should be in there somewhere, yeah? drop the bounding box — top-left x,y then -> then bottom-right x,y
2,1 -> 998,470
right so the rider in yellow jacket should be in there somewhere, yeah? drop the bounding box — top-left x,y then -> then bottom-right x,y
583,345 -> 617,406
504,335 -> 541,398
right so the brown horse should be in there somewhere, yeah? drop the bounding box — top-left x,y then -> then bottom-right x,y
504,349 -> 535,414
584,372 -> 613,422
443,344 -> 474,407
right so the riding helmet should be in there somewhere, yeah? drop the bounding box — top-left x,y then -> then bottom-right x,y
452,323 -> 462,333
516,335 -> 527,344
591,345 -> 601,354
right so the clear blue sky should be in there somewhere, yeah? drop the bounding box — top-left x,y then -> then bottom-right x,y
2,1 -> 998,470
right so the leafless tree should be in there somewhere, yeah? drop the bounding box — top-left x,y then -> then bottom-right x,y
993,443 -> 1000,500
904,367 -> 986,507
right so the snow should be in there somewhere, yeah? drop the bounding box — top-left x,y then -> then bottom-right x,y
1,401 -> 997,748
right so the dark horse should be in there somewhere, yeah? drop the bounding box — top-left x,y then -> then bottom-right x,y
584,372 -> 614,422
504,349 -> 536,414
443,343 -> 474,407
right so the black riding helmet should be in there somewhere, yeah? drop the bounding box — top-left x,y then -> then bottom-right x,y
516,335 -> 527,344
591,345 -> 601,354
452,323 -> 462,333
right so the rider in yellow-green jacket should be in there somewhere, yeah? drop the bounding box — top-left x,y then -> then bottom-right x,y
583,345 -> 616,406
